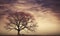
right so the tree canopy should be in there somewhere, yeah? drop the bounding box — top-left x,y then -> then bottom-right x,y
5,12 -> 37,35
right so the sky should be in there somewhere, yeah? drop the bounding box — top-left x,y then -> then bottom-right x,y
0,0 -> 60,35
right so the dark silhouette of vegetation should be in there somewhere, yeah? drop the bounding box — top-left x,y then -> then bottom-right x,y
5,12 -> 37,36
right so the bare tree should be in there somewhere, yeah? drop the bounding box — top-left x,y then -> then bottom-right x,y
5,12 -> 37,35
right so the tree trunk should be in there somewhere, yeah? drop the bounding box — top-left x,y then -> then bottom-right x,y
17,26 -> 20,36
18,30 -> 20,36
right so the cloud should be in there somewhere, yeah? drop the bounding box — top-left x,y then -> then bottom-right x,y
0,0 -> 60,13
0,0 -> 60,19
25,0 -> 60,19
0,0 -> 17,4
36,0 -> 60,13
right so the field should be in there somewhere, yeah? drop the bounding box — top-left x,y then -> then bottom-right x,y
0,35 -> 60,36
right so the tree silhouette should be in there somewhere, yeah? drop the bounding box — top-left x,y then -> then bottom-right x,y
5,12 -> 37,35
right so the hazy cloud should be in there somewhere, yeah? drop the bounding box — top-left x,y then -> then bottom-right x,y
0,0 -> 60,19
0,0 -> 17,4
40,0 -> 60,13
